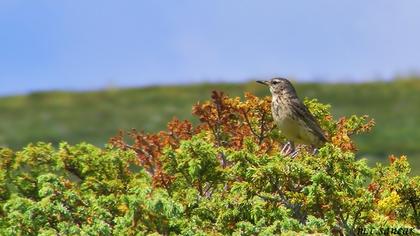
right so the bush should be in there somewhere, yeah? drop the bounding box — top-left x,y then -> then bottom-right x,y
0,91 -> 418,235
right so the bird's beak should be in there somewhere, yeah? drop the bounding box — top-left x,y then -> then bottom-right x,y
256,80 -> 269,86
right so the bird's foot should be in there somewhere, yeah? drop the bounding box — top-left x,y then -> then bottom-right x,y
289,150 -> 299,158
280,142 -> 293,156
281,141 -> 297,157
280,142 -> 291,155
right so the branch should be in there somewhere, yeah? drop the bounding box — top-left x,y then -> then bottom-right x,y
242,110 -> 260,143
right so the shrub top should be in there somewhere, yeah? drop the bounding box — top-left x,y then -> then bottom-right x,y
0,91 -> 418,235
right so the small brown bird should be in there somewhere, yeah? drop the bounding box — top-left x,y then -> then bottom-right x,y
257,78 -> 327,154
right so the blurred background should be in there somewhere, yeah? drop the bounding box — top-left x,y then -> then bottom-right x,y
0,1 -> 419,174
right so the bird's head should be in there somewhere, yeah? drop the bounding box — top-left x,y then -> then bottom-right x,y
256,77 -> 297,97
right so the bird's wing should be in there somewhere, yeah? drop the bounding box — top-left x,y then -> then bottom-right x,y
290,98 -> 327,142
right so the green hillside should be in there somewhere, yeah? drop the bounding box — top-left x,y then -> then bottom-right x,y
1,79 -> 419,174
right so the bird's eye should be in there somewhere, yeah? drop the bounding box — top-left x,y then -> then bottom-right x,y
272,80 -> 279,84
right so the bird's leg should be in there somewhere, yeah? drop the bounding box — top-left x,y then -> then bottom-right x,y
290,150 -> 298,158
288,142 -> 299,158
310,145 -> 319,155
280,141 -> 291,155
281,141 -> 296,157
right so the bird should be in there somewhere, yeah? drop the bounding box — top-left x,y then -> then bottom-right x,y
257,77 -> 327,155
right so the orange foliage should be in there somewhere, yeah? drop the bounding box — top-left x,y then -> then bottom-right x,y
331,116 -> 375,152
331,117 -> 357,152
110,91 -> 375,186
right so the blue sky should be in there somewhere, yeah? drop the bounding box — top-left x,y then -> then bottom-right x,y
1,0 -> 420,95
